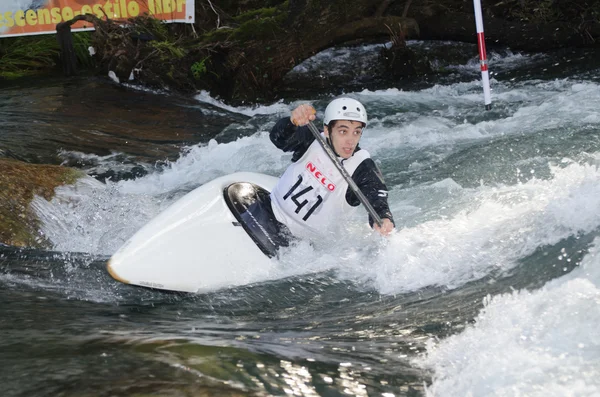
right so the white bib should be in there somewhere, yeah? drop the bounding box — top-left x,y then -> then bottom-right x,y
270,136 -> 370,238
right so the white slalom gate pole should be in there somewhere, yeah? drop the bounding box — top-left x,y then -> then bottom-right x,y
473,0 -> 492,110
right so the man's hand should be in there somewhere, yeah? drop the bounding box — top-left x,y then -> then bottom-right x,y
290,104 -> 316,127
374,218 -> 394,236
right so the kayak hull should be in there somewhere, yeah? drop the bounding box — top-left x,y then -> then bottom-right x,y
107,172 -> 279,293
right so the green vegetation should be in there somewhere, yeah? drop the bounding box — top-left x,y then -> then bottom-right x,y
132,15 -> 169,41
191,58 -> 208,79
0,159 -> 84,247
198,26 -> 235,43
232,6 -> 280,23
231,5 -> 287,41
150,40 -> 186,60
72,31 -> 95,68
0,35 -> 59,79
514,0 -> 562,24
231,13 -> 286,41
0,0 -> 596,102
0,32 -> 95,79
199,4 -> 288,44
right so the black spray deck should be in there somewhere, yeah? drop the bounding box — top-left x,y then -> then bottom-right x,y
224,182 -> 290,258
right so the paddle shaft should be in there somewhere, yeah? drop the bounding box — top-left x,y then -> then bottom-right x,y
306,121 -> 383,227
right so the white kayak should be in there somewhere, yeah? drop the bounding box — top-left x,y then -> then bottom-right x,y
107,172 -> 282,293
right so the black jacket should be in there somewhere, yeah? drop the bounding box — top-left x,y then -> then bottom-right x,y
270,117 -> 394,227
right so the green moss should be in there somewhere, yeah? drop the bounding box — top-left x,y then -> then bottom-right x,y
231,13 -> 287,41
233,7 -> 280,23
132,14 -> 170,41
72,32 -> 95,68
167,64 -> 175,79
61,168 -> 85,185
0,159 -> 85,247
150,41 -> 186,60
199,27 -> 236,44
0,32 -> 98,79
200,5 -> 287,44
191,57 -> 209,79
0,35 -> 59,79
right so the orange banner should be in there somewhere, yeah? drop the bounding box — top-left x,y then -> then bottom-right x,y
0,0 -> 194,37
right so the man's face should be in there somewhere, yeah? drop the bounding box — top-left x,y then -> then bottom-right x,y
324,120 -> 364,159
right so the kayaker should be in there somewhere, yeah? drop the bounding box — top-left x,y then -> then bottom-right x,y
242,98 -> 395,254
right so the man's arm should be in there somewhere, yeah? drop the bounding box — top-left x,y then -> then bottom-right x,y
346,159 -> 395,229
270,104 -> 317,161
269,118 -> 315,162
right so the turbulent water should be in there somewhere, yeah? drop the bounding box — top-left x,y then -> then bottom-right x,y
1,41 -> 600,397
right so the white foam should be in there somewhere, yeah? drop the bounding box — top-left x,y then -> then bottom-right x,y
352,79 -> 600,158
194,91 -> 291,116
116,133 -> 288,196
32,79 -> 600,294
33,133 -> 295,255
287,42 -> 389,76
416,238 -> 600,396
338,159 -> 600,294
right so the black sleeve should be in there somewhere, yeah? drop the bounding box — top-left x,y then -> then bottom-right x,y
346,158 -> 395,228
270,117 -> 315,162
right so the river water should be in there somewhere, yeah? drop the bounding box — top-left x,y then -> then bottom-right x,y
1,41 -> 600,396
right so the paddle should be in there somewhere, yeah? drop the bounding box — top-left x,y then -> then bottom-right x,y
306,121 -> 383,227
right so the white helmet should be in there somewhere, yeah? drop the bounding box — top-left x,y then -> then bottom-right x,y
323,98 -> 367,128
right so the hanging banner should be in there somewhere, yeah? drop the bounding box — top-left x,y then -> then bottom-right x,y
0,0 -> 195,38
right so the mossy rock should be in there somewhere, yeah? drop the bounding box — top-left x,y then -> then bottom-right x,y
231,14 -> 286,41
232,6 -> 281,23
0,159 -> 85,247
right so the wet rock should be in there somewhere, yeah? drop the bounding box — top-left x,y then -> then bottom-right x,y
380,44 -> 433,78
0,159 -> 85,248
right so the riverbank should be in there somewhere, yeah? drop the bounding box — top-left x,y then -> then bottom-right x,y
0,159 -> 84,247
2,0 -> 599,103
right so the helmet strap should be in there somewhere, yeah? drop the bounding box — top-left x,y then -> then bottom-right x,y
324,124 -> 342,158
325,136 -> 342,158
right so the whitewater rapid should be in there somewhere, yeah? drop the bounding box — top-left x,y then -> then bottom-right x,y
26,49 -> 600,395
